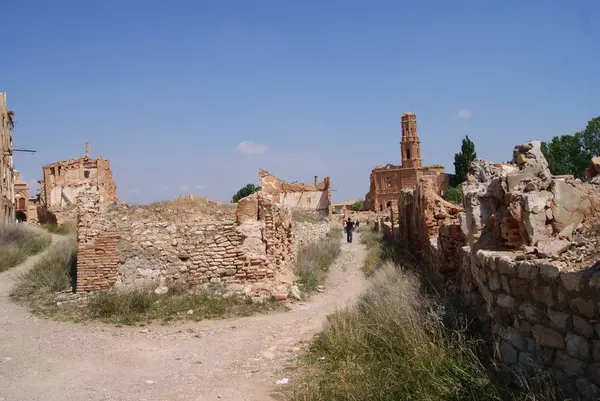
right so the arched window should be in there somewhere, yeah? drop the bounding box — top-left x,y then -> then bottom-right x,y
406,148 -> 411,159
18,198 -> 25,210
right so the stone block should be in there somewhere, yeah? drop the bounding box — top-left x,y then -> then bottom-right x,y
561,271 -> 584,292
570,298 -> 596,318
555,350 -> 585,376
500,341 -> 519,365
536,239 -> 571,258
518,302 -> 540,322
548,309 -> 570,332
566,333 -> 590,360
497,294 -> 516,310
573,315 -> 595,338
532,325 -> 565,349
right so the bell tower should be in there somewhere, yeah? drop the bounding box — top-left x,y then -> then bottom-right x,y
400,112 -> 422,168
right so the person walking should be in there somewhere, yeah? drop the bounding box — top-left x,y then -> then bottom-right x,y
345,217 -> 355,243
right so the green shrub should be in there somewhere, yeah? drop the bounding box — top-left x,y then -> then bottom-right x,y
0,225 -> 52,272
444,186 -> 463,205
296,229 -> 342,292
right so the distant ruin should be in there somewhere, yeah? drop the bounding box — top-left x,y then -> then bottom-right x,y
365,113 -> 449,212
382,140 -> 600,399
39,142 -> 116,225
259,169 -> 332,217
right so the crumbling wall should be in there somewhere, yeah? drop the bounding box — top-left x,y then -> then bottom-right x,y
76,192 -> 295,295
396,175 -> 465,279
391,140 -> 600,398
293,220 -> 331,250
76,192 -> 119,292
258,169 -> 332,217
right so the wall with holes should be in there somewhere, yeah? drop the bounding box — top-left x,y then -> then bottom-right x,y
277,190 -> 328,213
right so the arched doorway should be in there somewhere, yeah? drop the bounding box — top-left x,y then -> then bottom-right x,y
16,211 -> 27,223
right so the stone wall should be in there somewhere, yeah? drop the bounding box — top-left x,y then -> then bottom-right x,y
396,175 -> 465,279
76,191 -> 295,295
293,220 -> 330,250
389,140 -> 600,399
463,249 -> 600,397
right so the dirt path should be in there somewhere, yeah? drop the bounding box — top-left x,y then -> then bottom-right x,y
0,232 -> 367,401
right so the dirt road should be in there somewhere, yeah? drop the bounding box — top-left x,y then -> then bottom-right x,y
0,233 -> 367,401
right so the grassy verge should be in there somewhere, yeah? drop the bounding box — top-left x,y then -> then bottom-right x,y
359,228 -> 390,277
295,229 -> 343,292
11,240 -> 284,325
289,262 -> 501,401
11,238 -> 75,303
40,222 -> 75,235
0,225 -> 52,272
287,233 -> 559,401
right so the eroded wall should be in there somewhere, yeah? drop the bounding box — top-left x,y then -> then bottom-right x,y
391,140 -> 600,399
76,191 -> 296,295
259,169 -> 331,216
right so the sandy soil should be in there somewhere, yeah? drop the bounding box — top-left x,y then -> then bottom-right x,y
0,232 -> 367,401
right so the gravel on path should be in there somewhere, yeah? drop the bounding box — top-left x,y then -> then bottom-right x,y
0,232 -> 367,401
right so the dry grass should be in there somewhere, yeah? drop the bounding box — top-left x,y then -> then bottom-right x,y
11,238 -> 75,302
41,222 -> 75,235
288,262 -> 502,401
84,287 -> 282,325
0,225 -> 52,272
295,229 -> 343,292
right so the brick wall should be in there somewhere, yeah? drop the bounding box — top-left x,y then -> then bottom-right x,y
76,191 -> 296,293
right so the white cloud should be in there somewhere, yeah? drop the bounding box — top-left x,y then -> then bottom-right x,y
195,184 -> 205,189
129,188 -> 140,194
160,185 -> 170,191
235,140 -> 269,154
455,109 -> 473,119
179,185 -> 189,191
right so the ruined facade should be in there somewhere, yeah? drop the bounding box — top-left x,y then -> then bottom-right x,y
365,112 -> 448,212
388,140 -> 600,399
40,142 -> 116,224
14,170 -> 29,222
76,191 -> 303,296
0,92 -> 15,224
259,169 -> 331,217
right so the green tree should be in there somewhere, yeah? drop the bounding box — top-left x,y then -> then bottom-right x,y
581,116 -> 600,158
444,186 -> 462,205
232,184 -> 260,203
351,200 -> 363,212
541,133 -> 590,179
451,136 -> 477,187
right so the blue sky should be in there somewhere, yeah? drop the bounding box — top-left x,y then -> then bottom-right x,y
2,0 -> 600,204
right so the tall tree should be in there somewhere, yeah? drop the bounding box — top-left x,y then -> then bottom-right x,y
541,133 -> 590,179
232,183 -> 260,203
451,135 -> 477,187
580,116 -> 600,158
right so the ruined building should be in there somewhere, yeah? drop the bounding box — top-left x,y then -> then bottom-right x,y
365,112 -> 448,212
259,169 -> 332,217
14,170 -> 29,222
387,141 -> 600,400
0,92 -> 15,224
39,142 -> 117,224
